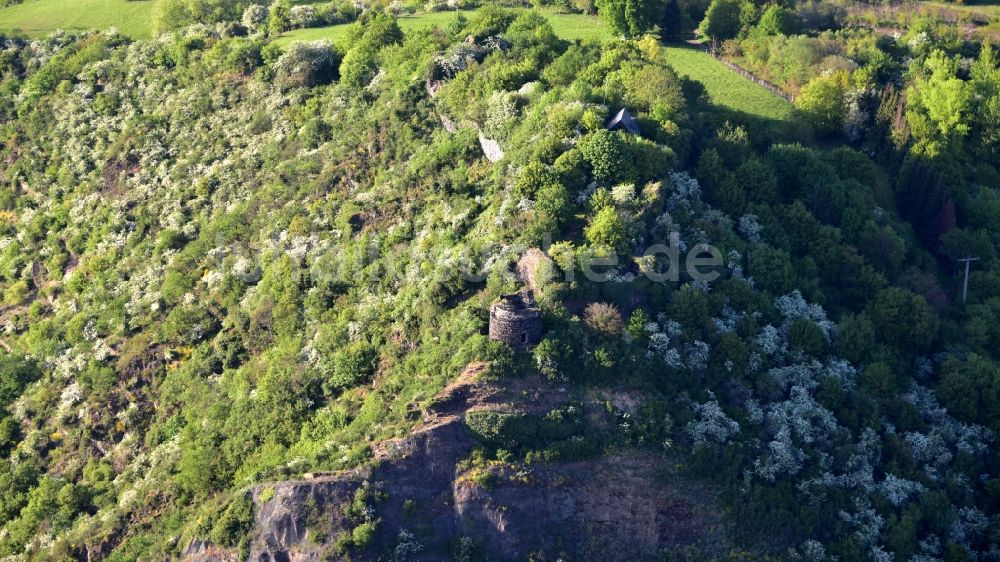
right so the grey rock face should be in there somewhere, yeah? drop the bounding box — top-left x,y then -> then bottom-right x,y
189,365 -> 730,562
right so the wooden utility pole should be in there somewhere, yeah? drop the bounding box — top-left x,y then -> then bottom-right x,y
958,257 -> 981,303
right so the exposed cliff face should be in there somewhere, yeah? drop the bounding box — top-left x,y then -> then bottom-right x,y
185,364 -> 730,562
248,476 -> 363,562
450,453 -> 728,561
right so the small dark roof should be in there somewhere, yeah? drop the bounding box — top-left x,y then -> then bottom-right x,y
495,290 -> 538,311
606,108 -> 641,135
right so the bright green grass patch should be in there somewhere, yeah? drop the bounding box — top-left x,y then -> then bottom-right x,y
273,7 -> 610,47
0,0 -> 154,38
273,9 -> 476,47
541,9 -> 610,41
921,0 -> 1000,18
662,43 -> 792,122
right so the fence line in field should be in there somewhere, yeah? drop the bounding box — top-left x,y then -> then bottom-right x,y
713,57 -> 795,103
689,40 -> 795,103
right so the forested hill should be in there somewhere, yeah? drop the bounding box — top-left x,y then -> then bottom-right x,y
0,3 -> 998,561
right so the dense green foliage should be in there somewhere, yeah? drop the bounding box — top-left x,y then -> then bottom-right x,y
597,0 -> 661,38
0,0 -> 998,560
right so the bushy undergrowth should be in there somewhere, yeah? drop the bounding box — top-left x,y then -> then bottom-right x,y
0,5 -> 997,561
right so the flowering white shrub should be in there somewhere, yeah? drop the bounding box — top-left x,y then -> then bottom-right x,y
870,546 -> 893,562
611,182 -> 636,205
273,41 -> 338,87
776,291 -> 834,336
757,324 -> 787,357
59,382 -> 83,410
879,474 -> 926,507
654,211 -> 675,235
904,431 -> 953,475
289,5 -> 319,28
950,507 -> 989,543
242,4 -> 268,31
737,213 -> 762,242
686,399 -> 740,446
647,332 -> 671,357
753,426 -> 807,480
769,361 -> 824,392
799,540 -> 830,562
669,170 -> 701,200
685,340 -> 711,372
839,499 -> 885,547
484,91 -> 519,142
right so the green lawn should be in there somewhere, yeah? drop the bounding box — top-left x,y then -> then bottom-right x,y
274,9 -> 475,47
0,0 -> 154,38
662,43 -> 792,122
539,9 -> 610,41
273,7 -> 610,47
922,0 -> 1000,18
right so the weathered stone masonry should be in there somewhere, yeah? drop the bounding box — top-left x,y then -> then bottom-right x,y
489,291 -> 542,351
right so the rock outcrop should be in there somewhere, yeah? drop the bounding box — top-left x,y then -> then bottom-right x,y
477,133 -> 504,162
186,364 -> 731,561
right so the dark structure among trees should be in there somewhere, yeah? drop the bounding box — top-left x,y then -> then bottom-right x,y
489,291 -> 543,350
606,108 -> 641,135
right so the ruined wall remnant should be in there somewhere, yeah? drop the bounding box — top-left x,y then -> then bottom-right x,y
516,248 -> 554,295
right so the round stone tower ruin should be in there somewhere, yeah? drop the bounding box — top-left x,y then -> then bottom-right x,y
489,291 -> 542,351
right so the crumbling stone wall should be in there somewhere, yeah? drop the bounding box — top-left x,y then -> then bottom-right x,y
489,293 -> 542,350
516,248 -> 554,295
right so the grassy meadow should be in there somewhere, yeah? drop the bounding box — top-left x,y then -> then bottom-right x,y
922,0 -> 1000,18
0,0 -> 154,38
662,43 -> 791,122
